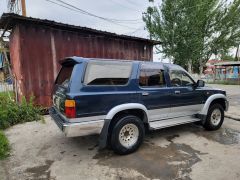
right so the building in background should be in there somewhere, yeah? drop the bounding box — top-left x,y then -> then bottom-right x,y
204,59 -> 240,83
204,59 -> 224,80
0,13 -> 158,106
214,61 -> 240,82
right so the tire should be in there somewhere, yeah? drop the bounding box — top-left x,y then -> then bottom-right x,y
110,115 -> 145,155
203,103 -> 224,131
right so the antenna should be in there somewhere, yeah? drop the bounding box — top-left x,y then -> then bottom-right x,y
7,0 -> 26,16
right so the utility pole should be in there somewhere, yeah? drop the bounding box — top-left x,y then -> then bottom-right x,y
7,0 -> 26,16
21,0 -> 26,16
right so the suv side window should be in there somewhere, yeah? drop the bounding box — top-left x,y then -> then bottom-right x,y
139,68 -> 166,87
170,70 -> 194,87
84,61 -> 132,86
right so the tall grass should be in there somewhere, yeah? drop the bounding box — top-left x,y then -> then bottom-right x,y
0,131 -> 10,159
0,92 -> 43,130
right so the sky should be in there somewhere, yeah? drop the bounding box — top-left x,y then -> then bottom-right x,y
0,0 -> 237,63
0,0 -> 150,36
0,0 -> 165,61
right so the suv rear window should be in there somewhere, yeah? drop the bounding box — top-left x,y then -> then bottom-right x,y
84,61 -> 132,85
56,66 -> 74,87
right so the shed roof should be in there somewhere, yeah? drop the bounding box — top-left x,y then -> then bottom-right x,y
0,13 -> 160,45
214,61 -> 240,66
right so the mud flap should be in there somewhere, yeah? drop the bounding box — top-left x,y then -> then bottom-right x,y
98,119 -> 111,149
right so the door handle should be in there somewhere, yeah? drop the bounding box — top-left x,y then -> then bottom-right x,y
142,92 -> 149,96
175,90 -> 181,94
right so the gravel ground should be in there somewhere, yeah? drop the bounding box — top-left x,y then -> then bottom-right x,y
0,116 -> 240,180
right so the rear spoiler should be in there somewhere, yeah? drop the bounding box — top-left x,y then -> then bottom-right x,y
59,57 -> 82,66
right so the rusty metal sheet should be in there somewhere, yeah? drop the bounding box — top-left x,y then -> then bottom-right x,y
9,23 -> 153,107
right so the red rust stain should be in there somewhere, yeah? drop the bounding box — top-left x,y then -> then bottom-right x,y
9,24 -> 153,107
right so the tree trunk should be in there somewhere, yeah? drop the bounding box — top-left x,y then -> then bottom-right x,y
188,60 -> 192,74
199,65 -> 203,76
199,59 -> 204,76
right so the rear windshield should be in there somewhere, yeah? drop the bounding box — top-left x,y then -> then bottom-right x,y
55,66 -> 74,87
84,61 -> 132,86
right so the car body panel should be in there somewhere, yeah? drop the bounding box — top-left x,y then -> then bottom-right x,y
49,57 -> 229,147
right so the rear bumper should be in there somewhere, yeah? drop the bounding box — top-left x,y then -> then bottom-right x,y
49,107 -> 104,137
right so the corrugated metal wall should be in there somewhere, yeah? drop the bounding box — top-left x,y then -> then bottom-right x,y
9,23 -> 153,107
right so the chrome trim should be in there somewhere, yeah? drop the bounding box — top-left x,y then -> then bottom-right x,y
105,103 -> 148,120
149,115 -> 200,130
199,94 -> 228,115
50,107 -> 105,137
174,90 -> 181,94
68,115 -> 105,123
63,120 -> 105,137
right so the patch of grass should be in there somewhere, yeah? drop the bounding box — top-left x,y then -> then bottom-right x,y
207,80 -> 240,85
0,131 -> 10,159
0,92 -> 43,130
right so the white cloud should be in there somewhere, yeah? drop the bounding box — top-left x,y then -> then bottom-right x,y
0,0 -> 150,35
0,0 -> 164,60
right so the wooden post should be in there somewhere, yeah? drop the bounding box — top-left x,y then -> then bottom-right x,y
21,0 -> 27,16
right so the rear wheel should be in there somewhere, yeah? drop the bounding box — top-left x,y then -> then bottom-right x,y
203,103 -> 224,131
110,115 -> 144,155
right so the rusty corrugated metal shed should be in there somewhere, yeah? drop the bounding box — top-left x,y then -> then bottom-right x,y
0,13 -> 160,45
0,13 -> 158,107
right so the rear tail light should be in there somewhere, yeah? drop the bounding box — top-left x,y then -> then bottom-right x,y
65,100 -> 76,118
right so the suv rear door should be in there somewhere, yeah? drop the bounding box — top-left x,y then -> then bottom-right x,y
53,62 -> 75,113
138,63 -> 171,121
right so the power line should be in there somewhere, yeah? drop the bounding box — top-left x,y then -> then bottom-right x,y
46,0 -> 79,13
108,0 -> 141,12
55,0 -> 141,23
124,0 -> 141,6
44,0 -> 140,30
127,25 -> 145,36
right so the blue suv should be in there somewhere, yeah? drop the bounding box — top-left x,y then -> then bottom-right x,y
49,57 -> 229,155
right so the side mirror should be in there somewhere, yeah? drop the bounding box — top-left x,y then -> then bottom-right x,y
196,80 -> 205,87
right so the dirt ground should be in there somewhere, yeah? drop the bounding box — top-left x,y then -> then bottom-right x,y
0,116 -> 240,180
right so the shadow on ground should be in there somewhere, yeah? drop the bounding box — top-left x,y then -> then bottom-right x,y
92,123 -> 240,179
2,119 -> 240,180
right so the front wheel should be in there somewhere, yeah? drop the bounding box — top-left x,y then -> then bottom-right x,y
203,104 -> 224,131
110,115 -> 145,155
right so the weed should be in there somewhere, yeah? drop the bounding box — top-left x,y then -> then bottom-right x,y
0,131 -> 10,159
0,92 -> 43,130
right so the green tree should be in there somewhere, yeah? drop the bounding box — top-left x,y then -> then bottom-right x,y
221,53 -> 235,61
143,0 -> 240,74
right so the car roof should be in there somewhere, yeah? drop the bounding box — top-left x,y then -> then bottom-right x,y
61,56 -> 185,71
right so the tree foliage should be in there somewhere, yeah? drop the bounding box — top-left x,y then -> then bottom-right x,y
143,0 -> 240,73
